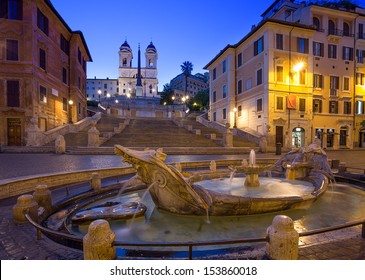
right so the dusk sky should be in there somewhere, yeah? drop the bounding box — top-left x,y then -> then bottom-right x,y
51,0 -> 282,89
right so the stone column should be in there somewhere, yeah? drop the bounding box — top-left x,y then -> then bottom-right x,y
88,123 -> 100,147
33,184 -> 52,214
55,135 -> 66,154
83,219 -> 116,260
224,123 -> 233,147
26,117 -> 44,146
13,194 -> 38,224
266,215 -> 299,260
210,160 -> 217,172
90,172 -> 101,191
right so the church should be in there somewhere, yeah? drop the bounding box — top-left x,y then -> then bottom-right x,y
118,40 -> 158,98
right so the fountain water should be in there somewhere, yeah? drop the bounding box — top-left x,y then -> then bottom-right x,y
40,143 -> 365,256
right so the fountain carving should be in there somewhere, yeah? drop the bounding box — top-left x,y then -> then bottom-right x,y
229,149 -> 273,187
112,143 -> 332,216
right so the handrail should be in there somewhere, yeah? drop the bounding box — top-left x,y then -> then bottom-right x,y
24,211 -> 365,260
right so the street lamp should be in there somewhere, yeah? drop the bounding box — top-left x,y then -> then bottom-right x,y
106,92 -> 111,107
126,92 -> 131,110
68,99 -> 73,124
233,107 -> 237,128
97,89 -> 102,103
171,96 -> 175,112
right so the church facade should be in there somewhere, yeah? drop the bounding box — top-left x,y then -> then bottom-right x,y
118,41 -> 158,98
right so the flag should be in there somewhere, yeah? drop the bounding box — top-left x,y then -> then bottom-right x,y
287,94 -> 296,109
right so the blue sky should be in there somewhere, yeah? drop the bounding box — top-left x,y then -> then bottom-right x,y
51,0 -> 276,90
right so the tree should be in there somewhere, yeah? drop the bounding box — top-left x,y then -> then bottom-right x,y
189,89 -> 209,111
160,83 -> 174,105
180,61 -> 193,97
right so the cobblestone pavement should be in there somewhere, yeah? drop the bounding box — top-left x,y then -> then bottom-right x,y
0,150 -> 365,260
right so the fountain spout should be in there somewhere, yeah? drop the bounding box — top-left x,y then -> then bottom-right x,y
249,149 -> 256,166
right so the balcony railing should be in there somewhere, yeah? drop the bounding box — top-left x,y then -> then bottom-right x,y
328,29 -> 354,37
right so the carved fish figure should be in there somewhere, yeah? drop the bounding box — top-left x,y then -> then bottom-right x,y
114,145 -> 329,216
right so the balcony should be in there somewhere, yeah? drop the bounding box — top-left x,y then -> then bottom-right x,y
327,29 -> 354,38
330,89 -> 338,97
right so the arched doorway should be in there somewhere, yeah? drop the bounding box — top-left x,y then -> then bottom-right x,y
292,127 -> 305,148
360,128 -> 365,148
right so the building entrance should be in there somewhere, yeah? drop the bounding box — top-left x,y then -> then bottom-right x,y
292,127 -> 305,148
7,118 -> 21,146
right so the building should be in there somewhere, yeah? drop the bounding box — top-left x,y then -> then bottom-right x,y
170,72 -> 209,98
118,41 -> 158,98
86,77 -> 118,101
0,0 -> 92,146
204,0 -> 365,150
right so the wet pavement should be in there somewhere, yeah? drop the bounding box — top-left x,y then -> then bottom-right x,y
0,150 -> 365,260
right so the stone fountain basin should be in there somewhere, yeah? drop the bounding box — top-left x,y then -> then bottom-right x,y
188,171 -> 328,215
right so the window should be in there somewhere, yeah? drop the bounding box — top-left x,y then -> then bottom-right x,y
276,96 -> 284,110
313,99 -> 322,113
39,48 -> 46,70
213,112 -> 216,121
359,23 -> 364,39
0,0 -> 22,20
222,85 -> 227,98
257,98 -> 263,112
357,49 -> 365,63
344,101 -> 351,114
313,17 -> 321,31
6,39 -> 18,61
254,36 -> 264,56
343,77 -> 350,91
297,38 -> 309,53
313,74 -> 323,88
256,68 -> 263,85
62,67 -> 67,84
328,19 -> 336,35
356,101 -> 365,114
237,53 -> 242,67
276,34 -> 283,50
213,68 -> 216,80
330,76 -> 339,96
39,86 -> 47,103
62,97 -> 67,111
276,66 -> 283,82
329,101 -> 338,114
328,44 -> 337,59
37,8 -> 48,35
313,42 -> 324,57
238,105 -> 242,117
343,22 -> 350,37
299,98 -> 306,111
222,60 -> 226,73
356,73 -> 365,85
343,46 -> 353,61
60,35 -> 69,55
222,108 -> 226,119
78,48 -> 81,64
237,80 -> 242,94
212,91 -> 216,102
299,69 -> 306,85
7,80 -> 20,107
246,78 -> 252,90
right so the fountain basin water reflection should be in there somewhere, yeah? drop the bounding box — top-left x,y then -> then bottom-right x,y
198,177 -> 315,197
66,182 -> 365,249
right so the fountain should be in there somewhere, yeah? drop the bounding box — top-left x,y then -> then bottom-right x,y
38,143 -> 365,257
228,149 -> 273,187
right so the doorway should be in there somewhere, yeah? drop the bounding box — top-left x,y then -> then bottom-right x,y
292,127 -> 305,148
275,126 -> 284,146
7,118 -> 22,146
360,129 -> 365,148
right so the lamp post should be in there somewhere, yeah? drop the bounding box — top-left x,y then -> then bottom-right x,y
171,96 -> 175,112
233,107 -> 237,128
68,99 -> 73,124
106,93 -> 111,107
97,89 -> 101,103
126,92 -> 131,110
